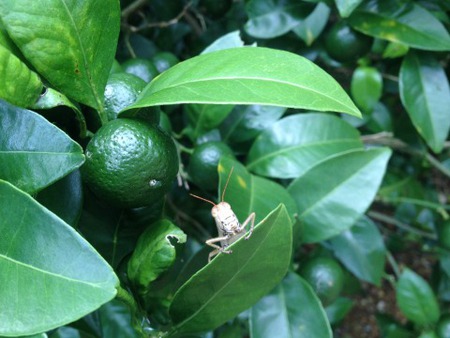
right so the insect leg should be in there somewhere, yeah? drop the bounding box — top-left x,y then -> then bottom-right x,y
241,212 -> 256,240
206,235 -> 232,262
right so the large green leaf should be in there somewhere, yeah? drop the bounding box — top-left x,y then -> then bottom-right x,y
168,204 -> 292,335
125,47 -> 361,117
330,216 -> 386,286
0,44 -> 42,107
218,157 -> 297,225
348,1 -> 450,51
127,219 -> 186,294
0,0 -> 120,111
396,268 -> 440,326
244,0 -> 313,39
0,100 -> 84,193
288,148 -> 391,243
250,272 -> 332,338
247,113 -> 363,179
399,52 -> 450,153
0,180 -> 118,336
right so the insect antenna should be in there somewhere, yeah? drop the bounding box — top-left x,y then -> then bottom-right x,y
221,166 -> 234,202
190,193 -> 216,206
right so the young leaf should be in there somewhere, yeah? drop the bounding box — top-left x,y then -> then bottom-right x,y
396,268 -> 440,326
0,0 -> 120,110
218,157 -> 298,224
0,100 -> 85,193
348,2 -> 450,51
168,204 -> 292,335
0,180 -> 118,336
288,147 -> 391,243
247,113 -> 363,179
245,0 -> 313,39
399,52 -> 450,153
125,47 -> 361,117
351,66 -> 383,114
250,272 -> 332,338
128,219 -> 186,294
0,44 -> 42,107
330,216 -> 386,286
335,0 -> 363,18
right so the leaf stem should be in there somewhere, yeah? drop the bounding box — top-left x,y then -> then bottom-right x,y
378,196 -> 449,219
386,251 -> 401,280
368,210 -> 437,240
362,132 -> 450,179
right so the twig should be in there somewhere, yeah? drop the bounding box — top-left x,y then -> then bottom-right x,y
368,210 -> 437,240
166,197 -> 210,239
121,0 -> 148,21
386,251 -> 401,279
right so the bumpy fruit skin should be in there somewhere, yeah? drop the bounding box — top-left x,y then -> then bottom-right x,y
188,141 -> 234,190
299,256 -> 344,306
104,73 -> 146,121
82,118 -> 178,208
324,21 -> 372,63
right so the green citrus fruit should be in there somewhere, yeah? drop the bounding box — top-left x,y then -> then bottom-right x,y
324,21 -> 372,63
437,314 -> 450,338
299,256 -> 344,306
439,221 -> 450,250
188,141 -> 234,190
152,52 -> 179,73
104,73 -> 146,121
82,118 -> 178,208
122,58 -> 159,83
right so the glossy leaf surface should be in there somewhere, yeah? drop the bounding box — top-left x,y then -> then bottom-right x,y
335,0 -> 363,18
348,1 -> 450,51
0,100 -> 84,193
250,272 -> 332,338
330,216 -> 386,286
396,268 -> 440,326
0,0 -> 120,110
288,148 -> 391,243
292,3 -> 330,46
0,44 -> 42,107
169,204 -> 292,335
128,219 -> 186,294
0,181 -> 118,336
399,52 -> 450,153
201,30 -> 245,54
126,47 -> 361,117
247,113 -> 363,178
245,0 -> 313,38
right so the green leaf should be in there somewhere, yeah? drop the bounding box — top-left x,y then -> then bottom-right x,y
382,41 -> 409,59
0,180 -> 118,336
78,189 -> 163,269
0,100 -> 85,193
399,52 -> 450,153
125,47 -> 361,117
97,300 -> 142,338
36,170 -> 83,227
288,147 -> 391,243
335,0 -> 363,18
244,0 -> 313,39
351,66 -> 383,114
201,30 -> 245,54
396,268 -> 440,326
250,272 -> 332,338
348,1 -> 450,51
330,216 -> 386,286
186,104 -> 234,140
168,204 -> 292,335
0,44 -> 42,107
218,157 -> 298,225
31,87 -> 87,139
292,3 -> 330,46
325,297 -> 354,325
247,113 -> 363,179
128,219 -> 186,294
220,105 -> 286,144
0,0 -> 120,110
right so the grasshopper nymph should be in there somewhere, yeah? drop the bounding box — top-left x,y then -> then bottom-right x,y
190,168 -> 255,262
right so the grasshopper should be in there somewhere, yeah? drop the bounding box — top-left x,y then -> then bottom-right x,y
190,168 -> 255,262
